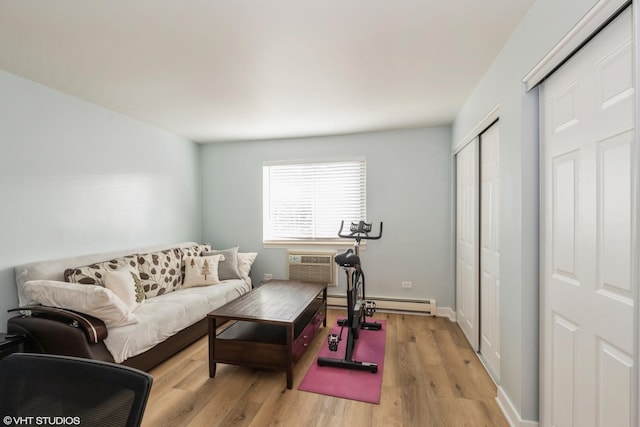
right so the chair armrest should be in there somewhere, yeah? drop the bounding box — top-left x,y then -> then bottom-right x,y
8,306 -> 108,344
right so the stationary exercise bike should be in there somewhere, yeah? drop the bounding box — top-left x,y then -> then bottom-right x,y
317,220 -> 383,373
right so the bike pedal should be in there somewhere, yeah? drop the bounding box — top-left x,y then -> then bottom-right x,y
364,300 -> 376,316
327,333 -> 339,351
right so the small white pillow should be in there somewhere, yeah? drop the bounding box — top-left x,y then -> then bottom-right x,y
104,265 -> 145,311
237,252 -> 257,280
183,254 -> 223,288
22,280 -> 138,327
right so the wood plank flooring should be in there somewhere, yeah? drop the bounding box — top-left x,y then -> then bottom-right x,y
142,309 -> 508,427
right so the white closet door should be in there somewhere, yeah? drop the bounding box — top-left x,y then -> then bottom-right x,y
456,138 -> 479,350
541,7 -> 635,427
480,123 -> 500,380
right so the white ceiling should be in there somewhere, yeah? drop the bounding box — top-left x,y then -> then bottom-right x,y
0,1 -> 535,143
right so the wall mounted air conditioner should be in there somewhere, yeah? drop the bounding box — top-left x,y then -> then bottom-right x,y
287,251 -> 335,286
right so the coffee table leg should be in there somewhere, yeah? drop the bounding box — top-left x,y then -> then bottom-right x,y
286,324 -> 294,389
323,287 -> 327,327
208,317 -> 217,378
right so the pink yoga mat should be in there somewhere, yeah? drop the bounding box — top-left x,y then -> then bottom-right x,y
298,318 -> 386,404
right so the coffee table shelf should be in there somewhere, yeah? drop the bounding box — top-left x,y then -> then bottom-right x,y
208,280 -> 327,389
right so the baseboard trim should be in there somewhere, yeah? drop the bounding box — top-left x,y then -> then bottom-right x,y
496,387 -> 539,427
327,295 -> 453,319
439,306 -> 456,321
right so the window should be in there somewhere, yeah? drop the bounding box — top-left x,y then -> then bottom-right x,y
263,159 -> 366,243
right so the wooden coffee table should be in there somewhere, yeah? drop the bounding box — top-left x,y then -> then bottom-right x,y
207,280 -> 327,389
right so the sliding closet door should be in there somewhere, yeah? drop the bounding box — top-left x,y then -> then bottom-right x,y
480,123 -> 500,380
456,138 -> 479,351
541,7 -> 636,426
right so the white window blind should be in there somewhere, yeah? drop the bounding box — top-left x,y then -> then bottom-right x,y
263,159 -> 366,242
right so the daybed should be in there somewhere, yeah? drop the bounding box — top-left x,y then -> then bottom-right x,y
7,242 -> 257,371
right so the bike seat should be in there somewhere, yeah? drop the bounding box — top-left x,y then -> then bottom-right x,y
335,249 -> 360,267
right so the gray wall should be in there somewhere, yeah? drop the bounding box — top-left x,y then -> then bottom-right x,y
200,127 -> 455,308
0,70 -> 202,332
452,0 -> 599,422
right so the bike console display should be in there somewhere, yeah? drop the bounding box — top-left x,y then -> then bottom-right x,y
338,220 -> 383,242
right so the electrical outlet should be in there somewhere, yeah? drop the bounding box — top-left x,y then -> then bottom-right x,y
401,281 -> 412,288
263,273 -> 273,281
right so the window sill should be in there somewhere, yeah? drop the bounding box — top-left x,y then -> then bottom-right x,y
263,239 -> 365,249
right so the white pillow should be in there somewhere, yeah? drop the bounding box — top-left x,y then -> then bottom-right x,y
237,252 -> 257,280
104,265 -> 145,311
183,254 -> 224,288
22,280 -> 138,327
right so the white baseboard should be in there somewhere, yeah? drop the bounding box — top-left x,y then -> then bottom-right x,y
496,387 -> 539,427
439,306 -> 456,321
326,295 -> 453,319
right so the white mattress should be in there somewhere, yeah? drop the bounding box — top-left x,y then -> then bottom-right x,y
104,278 -> 251,363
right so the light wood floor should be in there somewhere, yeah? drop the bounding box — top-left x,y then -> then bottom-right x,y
142,309 -> 508,427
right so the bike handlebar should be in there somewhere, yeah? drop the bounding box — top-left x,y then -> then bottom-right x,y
337,220 -> 383,240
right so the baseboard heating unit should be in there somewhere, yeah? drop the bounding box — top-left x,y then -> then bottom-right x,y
327,296 -> 437,316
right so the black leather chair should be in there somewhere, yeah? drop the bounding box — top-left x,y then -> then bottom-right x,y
0,353 -> 153,427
